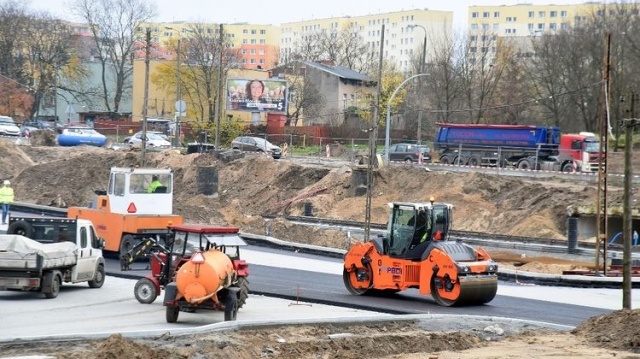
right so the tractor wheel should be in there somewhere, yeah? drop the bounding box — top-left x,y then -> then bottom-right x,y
224,291 -> 238,321
166,306 -> 179,323
134,278 -> 158,304
119,234 -> 136,258
88,264 -> 105,288
43,272 -> 61,299
343,267 -> 370,295
237,277 -> 250,309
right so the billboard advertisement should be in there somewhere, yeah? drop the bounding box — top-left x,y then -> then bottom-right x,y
226,78 -> 288,113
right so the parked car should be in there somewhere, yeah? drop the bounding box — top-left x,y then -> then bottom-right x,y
124,131 -> 169,144
127,132 -> 171,149
20,119 -> 56,137
231,136 -> 282,159
0,116 -> 20,137
385,143 -> 432,163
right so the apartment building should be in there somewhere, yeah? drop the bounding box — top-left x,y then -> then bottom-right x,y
467,2 -> 640,63
280,9 -> 453,73
134,22 -> 281,70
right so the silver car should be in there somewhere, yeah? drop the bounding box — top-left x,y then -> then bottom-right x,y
231,136 -> 282,159
0,116 -> 20,137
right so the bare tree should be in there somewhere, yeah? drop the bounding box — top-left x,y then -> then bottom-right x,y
71,0 -> 156,115
178,24 -> 242,123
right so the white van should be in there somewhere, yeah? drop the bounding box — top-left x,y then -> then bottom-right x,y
0,116 -> 20,137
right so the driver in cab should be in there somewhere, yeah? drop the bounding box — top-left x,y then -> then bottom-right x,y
147,175 -> 163,193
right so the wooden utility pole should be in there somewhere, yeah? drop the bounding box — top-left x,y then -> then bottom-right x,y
622,92 -> 635,309
364,24 -> 385,242
141,28 -> 151,166
595,33 -> 611,275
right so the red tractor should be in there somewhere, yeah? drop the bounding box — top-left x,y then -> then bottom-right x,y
123,224 -> 249,321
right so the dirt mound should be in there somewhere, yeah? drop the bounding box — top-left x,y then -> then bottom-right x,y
572,309 -> 640,353
29,130 -> 57,146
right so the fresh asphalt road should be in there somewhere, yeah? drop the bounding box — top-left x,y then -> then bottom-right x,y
107,245 -> 638,327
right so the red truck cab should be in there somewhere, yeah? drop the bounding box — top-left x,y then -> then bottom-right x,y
558,132 -> 603,173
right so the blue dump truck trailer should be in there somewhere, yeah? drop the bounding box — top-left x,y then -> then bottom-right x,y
434,123 -> 603,172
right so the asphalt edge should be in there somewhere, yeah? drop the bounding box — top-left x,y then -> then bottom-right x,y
239,232 -> 637,288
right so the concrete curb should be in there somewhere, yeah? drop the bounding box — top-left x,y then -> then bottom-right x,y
0,313 -> 573,344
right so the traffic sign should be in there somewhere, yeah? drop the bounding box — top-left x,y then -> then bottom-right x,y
175,100 -> 186,113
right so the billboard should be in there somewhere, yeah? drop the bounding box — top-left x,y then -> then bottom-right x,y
226,78 -> 288,113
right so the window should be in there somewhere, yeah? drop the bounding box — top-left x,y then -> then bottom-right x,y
250,59 -> 255,64
258,49 -> 265,54
528,23 -> 534,30
494,11 -> 500,17
260,29 -> 266,34
549,23 -> 557,30
561,10 -> 567,17
250,39 -> 256,44
483,11 -> 489,18
251,29 -> 257,34
537,23 -> 545,30
538,11 -> 545,17
471,24 -> 479,30
242,39 -> 248,44
241,49 -> 246,54
243,29 -> 248,34
482,23 -> 489,30
561,22 -> 569,29
550,11 -> 557,17
250,49 -> 256,54
493,23 -> 499,30
470,35 -> 477,41
80,227 -> 87,248
472,12 -> 478,18
528,11 -> 534,18
259,39 -> 266,44
259,59 -> 264,64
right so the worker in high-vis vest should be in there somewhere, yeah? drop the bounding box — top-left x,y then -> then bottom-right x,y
0,180 -> 15,224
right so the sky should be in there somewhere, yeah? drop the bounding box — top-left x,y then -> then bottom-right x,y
26,0 -> 593,29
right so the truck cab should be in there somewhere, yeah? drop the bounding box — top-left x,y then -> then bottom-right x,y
67,167 -> 184,256
557,132 -> 603,173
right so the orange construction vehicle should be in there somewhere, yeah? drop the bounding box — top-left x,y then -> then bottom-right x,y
343,200 -> 498,306
67,167 -> 184,257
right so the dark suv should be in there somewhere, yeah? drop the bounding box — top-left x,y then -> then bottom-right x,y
20,119 -> 56,137
386,143 -> 431,163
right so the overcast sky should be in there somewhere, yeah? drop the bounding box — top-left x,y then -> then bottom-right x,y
27,0 -> 593,29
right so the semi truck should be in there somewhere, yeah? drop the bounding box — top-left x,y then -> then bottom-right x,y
67,167 -> 184,258
433,123 -> 604,173
0,216 -> 106,298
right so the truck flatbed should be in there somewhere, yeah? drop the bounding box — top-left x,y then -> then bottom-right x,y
0,235 -> 78,270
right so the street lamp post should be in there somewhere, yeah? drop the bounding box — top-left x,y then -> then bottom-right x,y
408,24 -> 427,145
385,73 -> 430,163
166,26 -> 186,147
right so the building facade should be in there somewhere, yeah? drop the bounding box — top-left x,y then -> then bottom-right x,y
279,9 -> 453,73
134,22 -> 281,70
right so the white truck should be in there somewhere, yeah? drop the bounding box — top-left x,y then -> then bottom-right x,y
0,216 -> 106,298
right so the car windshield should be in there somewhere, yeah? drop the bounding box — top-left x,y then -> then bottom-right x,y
253,138 -> 274,148
69,128 -> 100,135
0,118 -> 15,125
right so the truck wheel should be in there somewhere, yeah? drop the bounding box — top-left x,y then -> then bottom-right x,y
7,221 -> 34,238
404,157 -> 413,164
119,234 -> 136,258
43,272 -> 61,299
224,291 -> 238,321
517,159 -> 532,170
562,162 -> 575,173
88,264 -> 105,288
467,156 -> 481,167
439,156 -> 451,165
166,306 -> 179,323
237,277 -> 250,309
135,278 -> 158,304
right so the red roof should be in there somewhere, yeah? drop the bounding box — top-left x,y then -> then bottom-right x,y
170,224 -> 240,234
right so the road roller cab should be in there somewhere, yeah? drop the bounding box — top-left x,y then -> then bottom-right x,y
343,199 -> 498,306
161,224 -> 250,323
